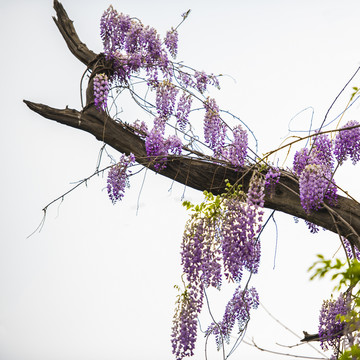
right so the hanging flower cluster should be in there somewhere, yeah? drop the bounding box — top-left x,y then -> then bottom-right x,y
293,133 -> 337,215
293,123 -> 360,217
206,286 -> 259,349
171,286 -> 203,360
318,293 -> 349,351
226,125 -> 248,169
107,153 -> 136,204
165,28 -> 178,58
172,175 -> 265,359
97,6 -> 248,171
342,237 -> 360,261
334,120 -> 360,165
93,73 -> 109,111
265,167 -> 281,196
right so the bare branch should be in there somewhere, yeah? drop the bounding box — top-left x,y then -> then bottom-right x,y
52,0 -> 97,65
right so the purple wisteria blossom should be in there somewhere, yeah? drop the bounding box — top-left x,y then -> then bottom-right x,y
294,133 -> 337,215
100,6 -> 131,57
107,153 -> 136,204
227,125 -> 248,169
206,286 -> 259,349
145,125 -> 167,171
312,133 -> 334,168
203,98 -> 226,156
100,5 -> 169,84
175,92 -> 192,130
305,220 -> 320,234
172,214 -> 223,360
334,120 -> 360,165
299,164 -> 329,214
174,175 -> 265,358
93,73 -> 109,111
171,289 -> 203,360
342,237 -> 360,260
293,148 -> 310,177
145,119 -> 182,171
247,173 -> 265,209
181,216 -> 222,289
156,81 -> 179,119
165,135 -> 182,156
194,71 -> 209,93
165,28 -> 178,58
265,167 -> 281,195
178,72 -> 194,88
131,119 -> 149,139
221,175 -> 265,281
318,293 -> 349,351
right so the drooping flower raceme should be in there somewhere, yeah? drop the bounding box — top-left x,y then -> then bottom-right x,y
194,71 -> 209,94
227,125 -> 248,169
293,148 -> 310,177
107,153 -> 136,204
265,167 -> 281,195
342,237 -> 360,261
145,125 -> 167,171
299,164 -> 329,214
294,133 -> 337,216
145,117 -> 182,171
305,220 -> 320,234
312,133 -> 334,168
206,286 -> 259,349
221,198 -> 262,282
181,215 -> 222,290
203,98 -> 226,156
165,135 -> 182,156
171,288 -> 203,360
334,120 -> 360,165
172,176 -> 265,359
221,174 -> 264,282
318,293 -> 349,351
172,214 -> 222,360
100,5 -> 169,84
175,92 -> 192,131
156,81 -> 179,120
93,73 -> 110,111
165,28 -> 178,58
131,119 -> 149,139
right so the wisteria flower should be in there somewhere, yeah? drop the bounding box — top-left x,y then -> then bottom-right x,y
206,286 -> 259,349
299,164 -> 329,214
175,92 -> 192,130
165,28 -> 178,58
203,98 -> 226,157
318,293 -> 349,351
265,167 -> 281,195
334,120 -> 360,165
227,125 -> 248,169
107,153 -> 136,203
93,73 -> 110,111
156,81 -> 179,120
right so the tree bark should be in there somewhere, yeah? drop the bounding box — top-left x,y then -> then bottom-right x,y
24,0 -> 360,249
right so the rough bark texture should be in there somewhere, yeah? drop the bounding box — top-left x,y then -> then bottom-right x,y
24,0 -> 360,249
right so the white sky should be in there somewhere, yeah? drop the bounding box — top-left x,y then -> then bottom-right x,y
1,0 -> 360,359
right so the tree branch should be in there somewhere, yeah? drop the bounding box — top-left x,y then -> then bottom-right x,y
52,0 -> 97,66
24,1 -> 360,249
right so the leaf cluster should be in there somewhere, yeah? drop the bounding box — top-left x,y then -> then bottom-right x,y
182,179 -> 245,220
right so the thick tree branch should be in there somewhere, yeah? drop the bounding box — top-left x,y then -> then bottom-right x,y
23,100 -> 360,249
24,1 -> 360,249
52,0 -> 97,65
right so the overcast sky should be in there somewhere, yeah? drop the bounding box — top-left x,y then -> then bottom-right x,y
1,0 -> 360,359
